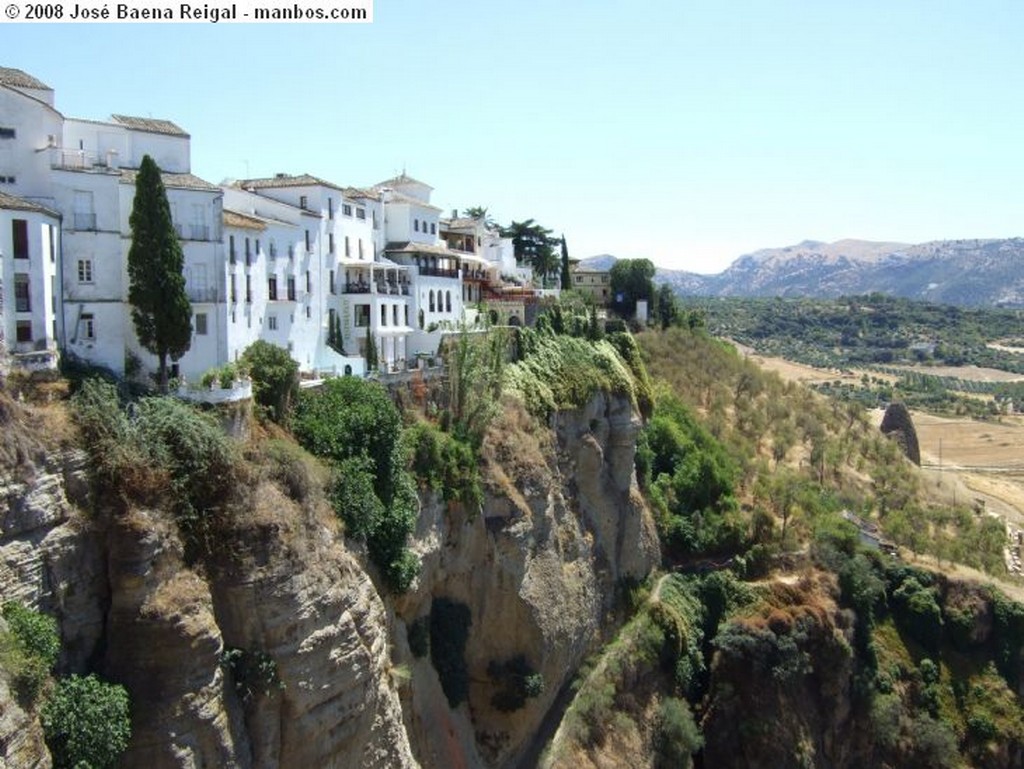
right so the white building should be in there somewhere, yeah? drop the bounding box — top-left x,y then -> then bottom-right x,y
1,66 -> 544,383
0,191 -> 61,369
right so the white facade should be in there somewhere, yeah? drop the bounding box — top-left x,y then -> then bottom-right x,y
0,192 -> 60,367
0,67 -> 535,382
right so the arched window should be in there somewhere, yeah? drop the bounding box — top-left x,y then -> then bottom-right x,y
445,291 -> 452,313
429,290 -> 435,312
418,309 -> 425,329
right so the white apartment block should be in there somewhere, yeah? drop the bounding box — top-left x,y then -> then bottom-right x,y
0,66 -> 539,384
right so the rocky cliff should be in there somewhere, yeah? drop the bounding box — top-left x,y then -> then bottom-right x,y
0,386 -> 657,768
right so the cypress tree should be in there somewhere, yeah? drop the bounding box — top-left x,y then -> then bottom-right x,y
365,327 -> 378,372
560,235 -> 571,291
127,155 -> 192,391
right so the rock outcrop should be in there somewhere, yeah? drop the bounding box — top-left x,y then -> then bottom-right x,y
880,401 -> 921,466
398,393 -> 659,768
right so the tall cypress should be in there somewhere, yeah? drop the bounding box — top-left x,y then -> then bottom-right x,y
560,235 -> 571,291
127,155 -> 192,391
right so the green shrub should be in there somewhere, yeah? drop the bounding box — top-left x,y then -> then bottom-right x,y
220,647 -> 283,703
294,378 -> 420,591
261,439 -> 324,506
406,423 -> 483,511
892,577 -> 943,654
654,696 -> 702,769
41,674 -> 131,769
241,340 -> 299,424
429,598 -> 471,708
0,601 -> 60,705
2,601 -> 59,670
487,655 -> 544,712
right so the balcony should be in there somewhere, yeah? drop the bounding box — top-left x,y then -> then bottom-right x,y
190,224 -> 210,241
462,269 -> 488,281
343,281 -> 371,295
344,281 -> 410,296
49,148 -> 119,173
187,286 -> 220,303
72,213 -> 97,231
418,266 -> 459,279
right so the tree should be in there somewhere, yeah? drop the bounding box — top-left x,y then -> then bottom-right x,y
127,154 -> 192,392
500,219 -> 559,285
657,283 -> 682,329
365,327 -> 378,372
462,206 -> 494,228
240,340 -> 299,424
41,674 -> 132,769
560,235 -> 571,290
609,258 -> 656,319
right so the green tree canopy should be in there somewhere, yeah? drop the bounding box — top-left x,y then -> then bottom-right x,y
560,235 -> 571,291
41,674 -> 132,769
501,219 -> 559,285
240,340 -> 299,424
609,258 -> 657,319
127,154 -> 192,391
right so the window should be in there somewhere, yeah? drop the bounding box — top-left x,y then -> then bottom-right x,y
414,219 -> 419,232
393,305 -> 399,326
372,210 -> 378,229
245,275 -> 252,303
358,239 -> 363,259
305,270 -> 311,293
429,290 -> 435,312
48,225 -> 56,262
344,236 -> 350,257
446,291 -> 452,313
0,127 -> 15,139
230,274 -> 237,303
0,176 -> 15,184
306,305 -> 311,319
430,223 -> 436,235
355,304 -> 370,327
287,277 -> 296,301
328,198 -> 334,219
342,203 -> 352,217
229,235 -> 236,264
404,305 -> 409,326
329,269 -> 336,295
14,274 -> 30,312
245,237 -> 251,265
77,259 -> 93,283
269,239 -> 277,258
299,195 -> 308,210
304,230 -> 311,252
268,314 -> 278,331
12,219 -> 28,259
255,239 -> 261,256
268,276 -> 278,300
356,208 -> 366,220
16,321 -> 31,343
79,313 -> 95,340
381,305 -> 387,326
195,312 -> 208,335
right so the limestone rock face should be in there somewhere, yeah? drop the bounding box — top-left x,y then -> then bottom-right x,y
880,402 -> 921,466
0,448 -> 107,671
208,484 -> 418,769
103,508 -> 251,769
0,672 -> 51,769
400,393 -> 658,769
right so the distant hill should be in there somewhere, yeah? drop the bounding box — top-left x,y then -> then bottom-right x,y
584,238 -> 1024,307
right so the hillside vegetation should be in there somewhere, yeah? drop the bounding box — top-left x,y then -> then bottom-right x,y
545,323 -> 1024,768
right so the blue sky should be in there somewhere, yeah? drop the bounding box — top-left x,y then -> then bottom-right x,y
3,0 -> 1023,273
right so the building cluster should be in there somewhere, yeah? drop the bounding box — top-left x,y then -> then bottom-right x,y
0,66 -> 557,384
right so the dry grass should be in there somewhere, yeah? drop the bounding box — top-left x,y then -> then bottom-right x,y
480,396 -> 553,515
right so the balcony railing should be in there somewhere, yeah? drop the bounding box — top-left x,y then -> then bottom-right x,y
72,213 -> 97,231
418,266 -> 459,279
190,224 -> 210,241
344,281 -> 411,295
462,270 -> 488,281
50,148 -> 118,172
187,286 -> 220,303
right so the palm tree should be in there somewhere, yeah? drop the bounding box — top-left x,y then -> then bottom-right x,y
500,219 -> 559,285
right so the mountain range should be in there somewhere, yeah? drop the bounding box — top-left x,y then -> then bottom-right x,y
583,238 -> 1024,307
